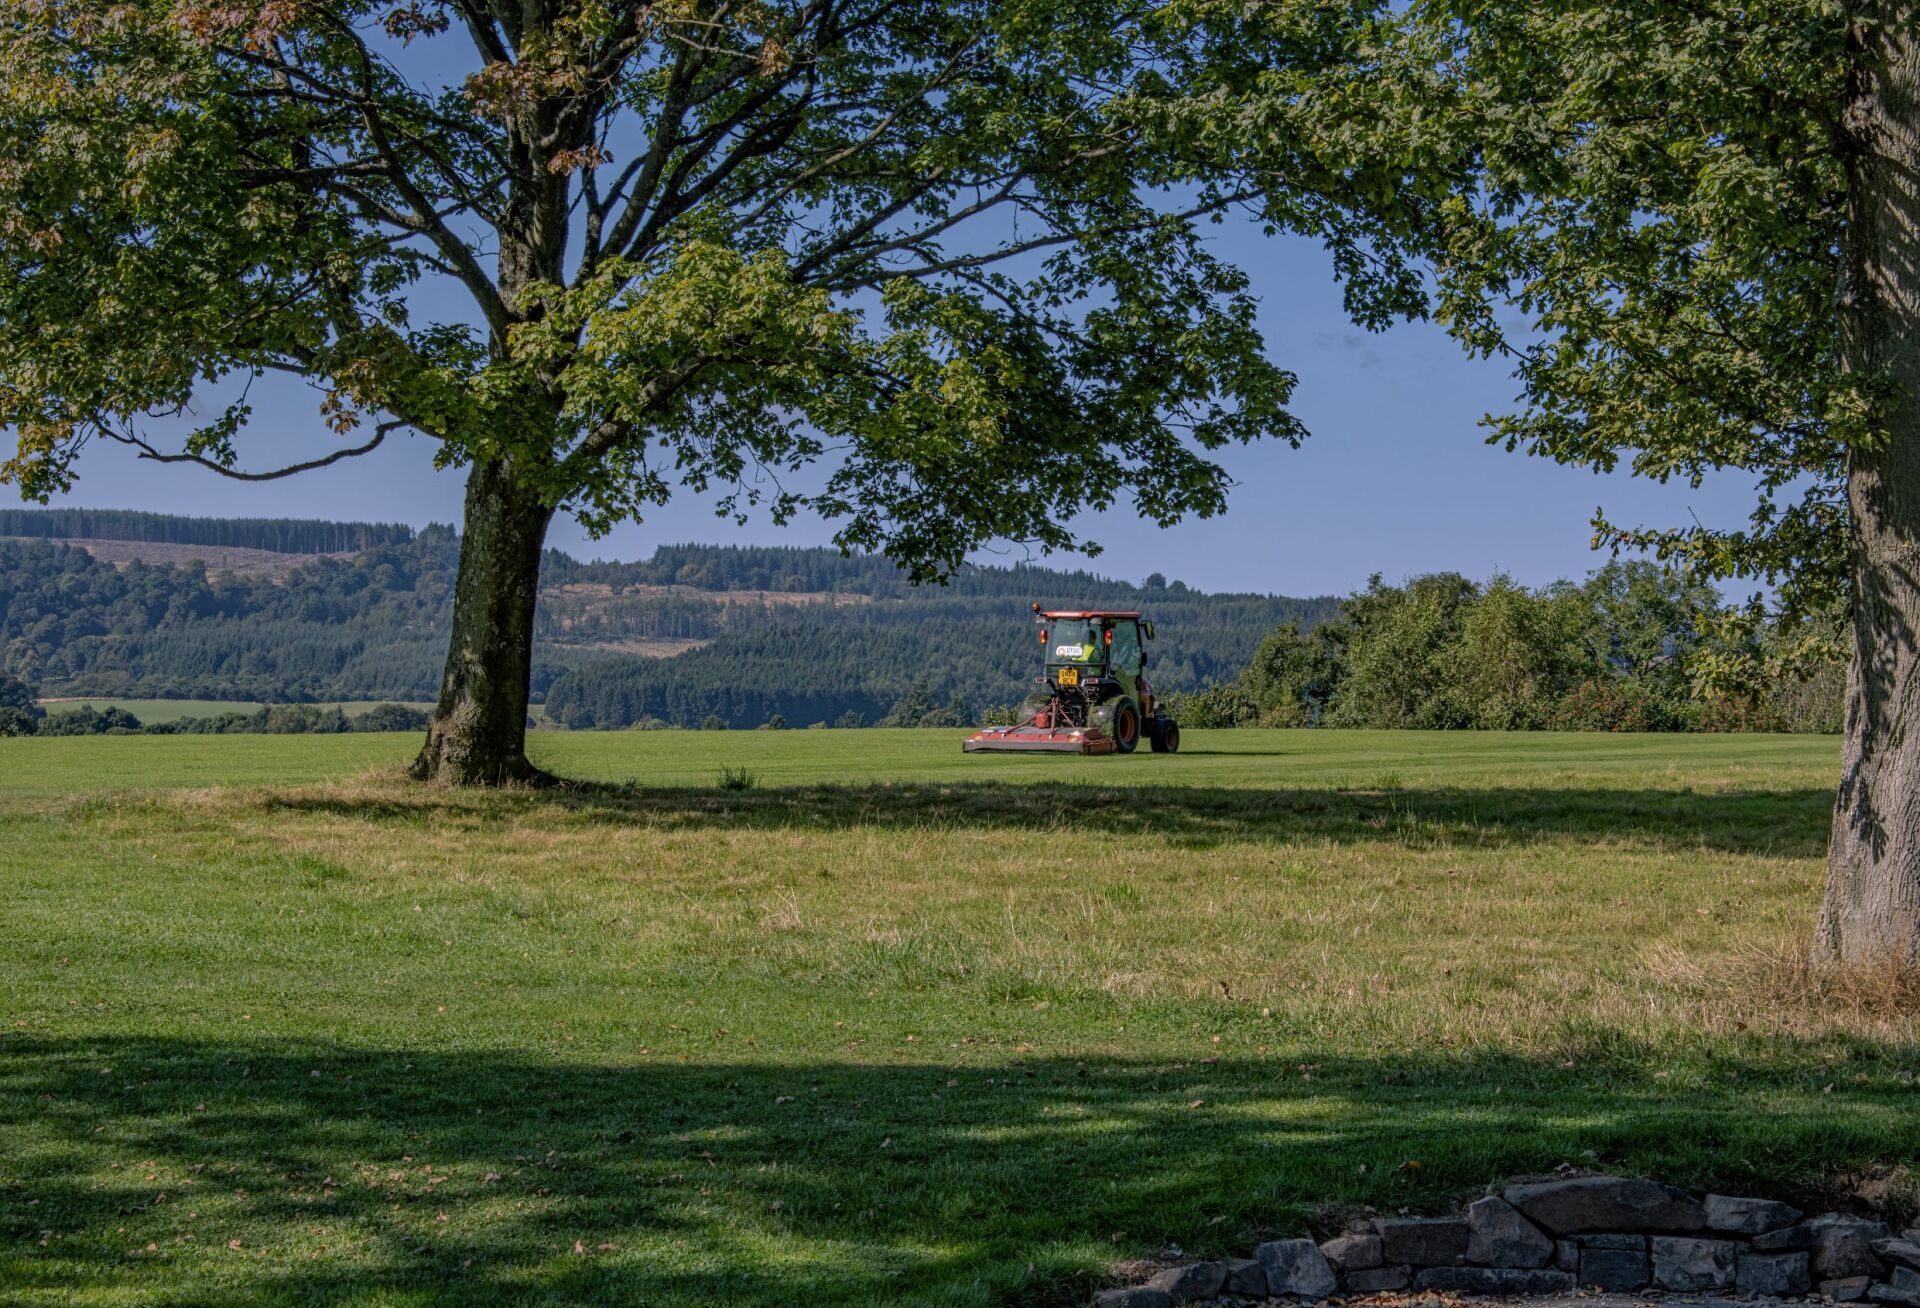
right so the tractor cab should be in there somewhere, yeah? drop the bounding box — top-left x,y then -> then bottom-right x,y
963,606 -> 1180,755
1040,610 -> 1149,705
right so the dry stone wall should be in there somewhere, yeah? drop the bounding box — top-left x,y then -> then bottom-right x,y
1096,1176 -> 1920,1308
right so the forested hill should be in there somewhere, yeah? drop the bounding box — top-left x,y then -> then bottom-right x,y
1,511 -> 1333,726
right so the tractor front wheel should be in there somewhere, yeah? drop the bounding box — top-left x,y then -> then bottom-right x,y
1112,698 -> 1141,753
1149,718 -> 1180,754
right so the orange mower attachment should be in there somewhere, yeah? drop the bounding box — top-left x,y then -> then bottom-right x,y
962,719 -> 1120,755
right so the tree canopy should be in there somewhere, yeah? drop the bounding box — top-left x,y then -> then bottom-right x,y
1338,0 -> 1853,665
0,0 -> 1420,576
0,0 -> 1448,781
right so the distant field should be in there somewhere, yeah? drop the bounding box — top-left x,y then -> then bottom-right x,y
8,728 -> 1911,1308
35,698 -> 545,725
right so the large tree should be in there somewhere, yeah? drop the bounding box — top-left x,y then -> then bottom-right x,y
0,0 -> 1418,784
1339,0 -> 1919,960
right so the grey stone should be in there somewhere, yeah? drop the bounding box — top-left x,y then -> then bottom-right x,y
1577,1248 -> 1651,1292
1378,1216 -> 1470,1267
1220,1257 -> 1267,1296
1143,1262 -> 1225,1304
1754,1214 -> 1892,1251
1736,1250 -> 1811,1297
1504,1175 -> 1708,1235
1579,1233 -> 1649,1250
1553,1240 -> 1578,1273
1466,1195 -> 1554,1269
1894,1266 -> 1920,1292
1876,1238 -> 1920,1270
1255,1238 -> 1338,1299
1412,1266 -> 1575,1294
1706,1193 -> 1804,1235
1094,1291 -> 1172,1308
1822,1278 -> 1875,1302
1344,1265 -> 1411,1293
1812,1213 -> 1894,1238
1815,1229 -> 1888,1281
1868,1287 -> 1920,1308
1319,1231 -> 1383,1272
1651,1236 -> 1740,1291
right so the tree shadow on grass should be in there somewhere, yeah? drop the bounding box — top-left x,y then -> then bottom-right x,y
4,1033 -> 1914,1307
260,780 -> 1837,857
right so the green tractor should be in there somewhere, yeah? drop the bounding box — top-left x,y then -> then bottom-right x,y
963,606 -> 1181,755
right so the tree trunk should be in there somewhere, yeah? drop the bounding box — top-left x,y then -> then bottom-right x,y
409,459 -> 556,786
1817,0 -> 1920,961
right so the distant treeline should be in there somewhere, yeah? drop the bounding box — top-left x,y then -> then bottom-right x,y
548,541 -> 1226,602
0,508 -> 414,554
0,696 -> 432,737
1162,564 -> 1843,734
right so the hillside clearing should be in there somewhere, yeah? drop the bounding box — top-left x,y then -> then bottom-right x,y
5,536 -> 358,576
4,729 -> 1911,1308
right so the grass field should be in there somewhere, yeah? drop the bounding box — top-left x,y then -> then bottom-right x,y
3,728 -> 1914,1307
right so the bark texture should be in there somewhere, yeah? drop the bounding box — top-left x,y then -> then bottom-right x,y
409,460 -> 555,786
1819,0 -> 1920,961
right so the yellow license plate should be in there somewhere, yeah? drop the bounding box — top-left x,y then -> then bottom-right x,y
1057,667 -> 1079,687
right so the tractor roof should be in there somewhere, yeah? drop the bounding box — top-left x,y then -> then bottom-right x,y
1039,610 -> 1141,619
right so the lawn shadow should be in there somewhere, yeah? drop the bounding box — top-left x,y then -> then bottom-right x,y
262,780 -> 1836,857
4,1033 -> 1914,1306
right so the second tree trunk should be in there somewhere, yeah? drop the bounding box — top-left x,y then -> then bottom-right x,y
1818,0 -> 1920,962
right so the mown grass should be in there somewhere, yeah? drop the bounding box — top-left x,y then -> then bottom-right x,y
3,728 -> 1914,1308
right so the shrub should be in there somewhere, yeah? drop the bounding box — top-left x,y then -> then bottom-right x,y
37,705 -> 143,735
1768,662 -> 1846,734
0,706 -> 38,736
718,765 -> 757,791
260,704 -> 352,734
1691,694 -> 1788,733
701,715 -> 727,731
350,703 -> 431,732
0,672 -> 41,719
1160,683 -> 1257,728
1545,679 -> 1690,732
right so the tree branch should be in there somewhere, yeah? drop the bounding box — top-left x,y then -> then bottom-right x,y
101,421 -> 404,482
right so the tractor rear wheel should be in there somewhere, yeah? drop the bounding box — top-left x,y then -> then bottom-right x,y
1112,697 -> 1140,753
1149,718 -> 1180,753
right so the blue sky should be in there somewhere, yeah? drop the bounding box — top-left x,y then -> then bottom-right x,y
15,217 -> 1762,600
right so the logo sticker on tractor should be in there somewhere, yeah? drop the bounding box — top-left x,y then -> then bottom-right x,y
1055,644 -> 1085,658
